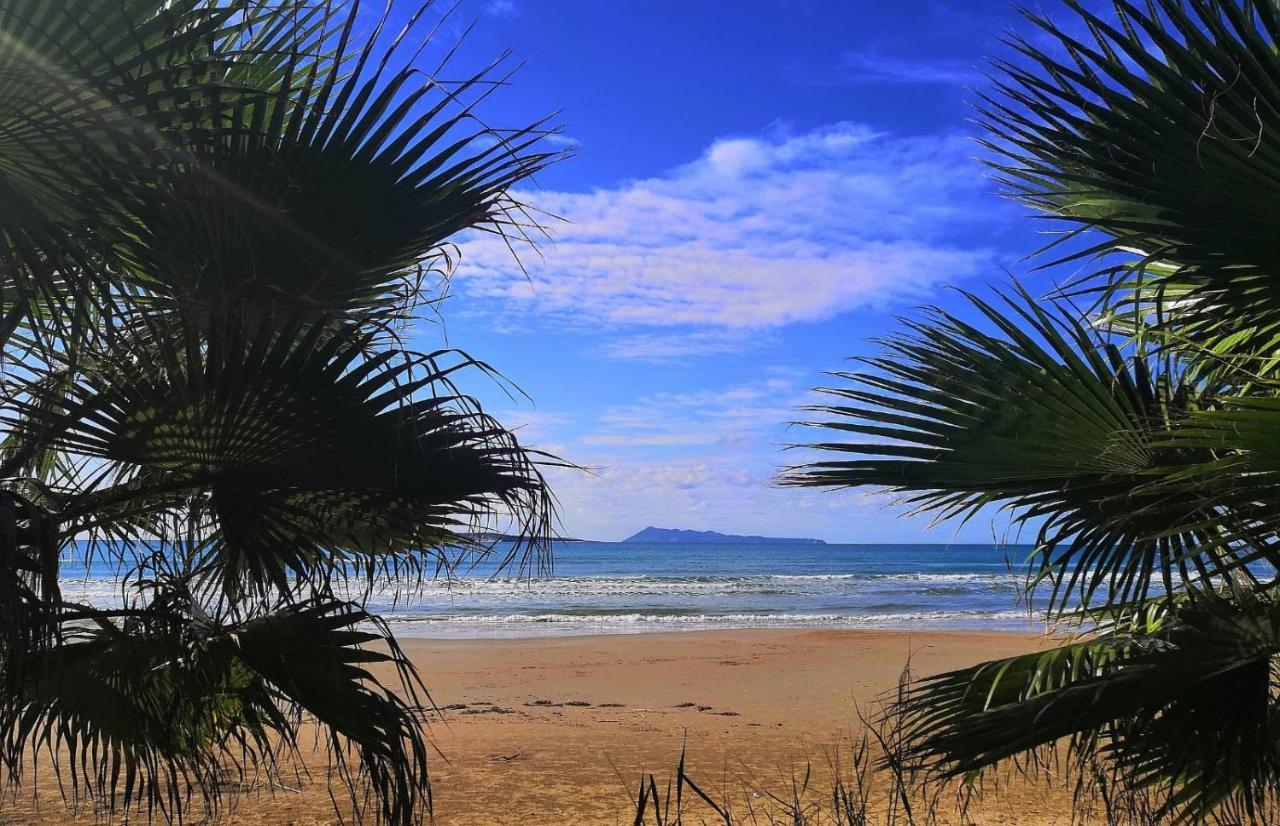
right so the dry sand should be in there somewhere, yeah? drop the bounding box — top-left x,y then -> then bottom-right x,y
2,629 -> 1080,825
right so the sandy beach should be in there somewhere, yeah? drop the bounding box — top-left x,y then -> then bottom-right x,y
0,628 -> 1088,825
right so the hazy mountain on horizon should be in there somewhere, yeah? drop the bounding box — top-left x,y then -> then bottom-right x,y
622,526 -> 826,545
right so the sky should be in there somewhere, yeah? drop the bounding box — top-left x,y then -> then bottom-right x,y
383,0 -> 1081,543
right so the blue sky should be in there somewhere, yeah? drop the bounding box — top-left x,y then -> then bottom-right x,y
389,0 -> 1075,542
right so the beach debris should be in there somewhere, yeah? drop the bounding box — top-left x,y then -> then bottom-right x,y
523,698 -> 594,708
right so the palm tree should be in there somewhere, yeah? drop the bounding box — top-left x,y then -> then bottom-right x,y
787,1 -> 1280,821
0,1 -> 561,823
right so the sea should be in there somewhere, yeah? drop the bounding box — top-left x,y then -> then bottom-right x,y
57,541 -> 1045,638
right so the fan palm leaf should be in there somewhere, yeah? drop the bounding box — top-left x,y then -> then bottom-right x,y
900,590 -> 1280,822
788,1 -> 1280,819
980,0 -> 1280,372
4,600 -> 431,825
3,312 -> 551,602
0,1 -> 563,821
0,0 -> 280,343
784,287 -> 1253,613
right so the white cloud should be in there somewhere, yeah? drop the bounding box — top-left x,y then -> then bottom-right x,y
504,372 -> 1014,543
581,373 -> 807,451
484,0 -> 519,18
544,449 -> 1018,543
541,133 -> 581,148
497,410 -> 575,444
544,456 -> 777,539
544,454 -> 907,542
597,328 -> 774,363
839,50 -> 985,86
455,123 -> 1002,346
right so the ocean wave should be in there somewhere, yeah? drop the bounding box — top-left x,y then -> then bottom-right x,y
381,609 -> 1037,638
337,572 -> 1018,596
868,572 -> 1021,583
57,571 -> 1021,589
53,547 -> 1037,639
56,571 -> 1025,611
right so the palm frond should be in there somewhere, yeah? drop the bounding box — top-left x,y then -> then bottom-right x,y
980,0 -> 1280,371
116,0 -> 563,324
3,313 -> 552,602
900,590 -> 1280,822
783,286 -> 1245,612
0,5 -> 566,819
788,2 -> 1280,820
0,0 -> 565,352
0,0 -> 268,345
3,599 -> 432,825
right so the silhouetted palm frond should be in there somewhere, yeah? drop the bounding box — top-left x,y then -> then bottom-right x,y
788,1 -> 1280,820
784,286 -> 1260,613
3,313 -> 552,601
0,0 -> 563,821
981,0 -> 1280,373
5,600 -> 432,825
901,589 -> 1280,822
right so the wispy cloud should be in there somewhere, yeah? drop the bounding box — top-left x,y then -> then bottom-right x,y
540,133 -> 581,148
484,0 -> 519,18
496,410 -> 576,444
582,374 -> 803,448
839,50 -> 984,86
505,374 -> 1003,542
454,122 -> 1005,356
543,453 -> 889,542
597,329 -> 774,363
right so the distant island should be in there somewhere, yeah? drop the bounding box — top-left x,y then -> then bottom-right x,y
622,526 -> 826,545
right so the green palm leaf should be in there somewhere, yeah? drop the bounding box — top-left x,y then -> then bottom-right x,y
128,30 -> 561,321
0,3 -> 566,820
789,2 -> 1280,819
784,287 -> 1243,612
5,599 -> 432,825
0,0 -> 279,343
980,0 -> 1280,371
900,591 -> 1280,822
5,314 -> 552,600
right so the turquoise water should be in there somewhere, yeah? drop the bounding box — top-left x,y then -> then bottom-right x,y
58,542 -> 1044,637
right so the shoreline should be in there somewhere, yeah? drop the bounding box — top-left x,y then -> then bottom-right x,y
382,622 -> 1044,641
6,627 -> 1070,825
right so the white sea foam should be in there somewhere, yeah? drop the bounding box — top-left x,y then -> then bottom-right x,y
61,572 -> 1020,600
54,543 -> 1040,638
381,609 -> 1037,638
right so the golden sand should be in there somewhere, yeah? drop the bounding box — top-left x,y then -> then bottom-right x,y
3,629 -> 1079,825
